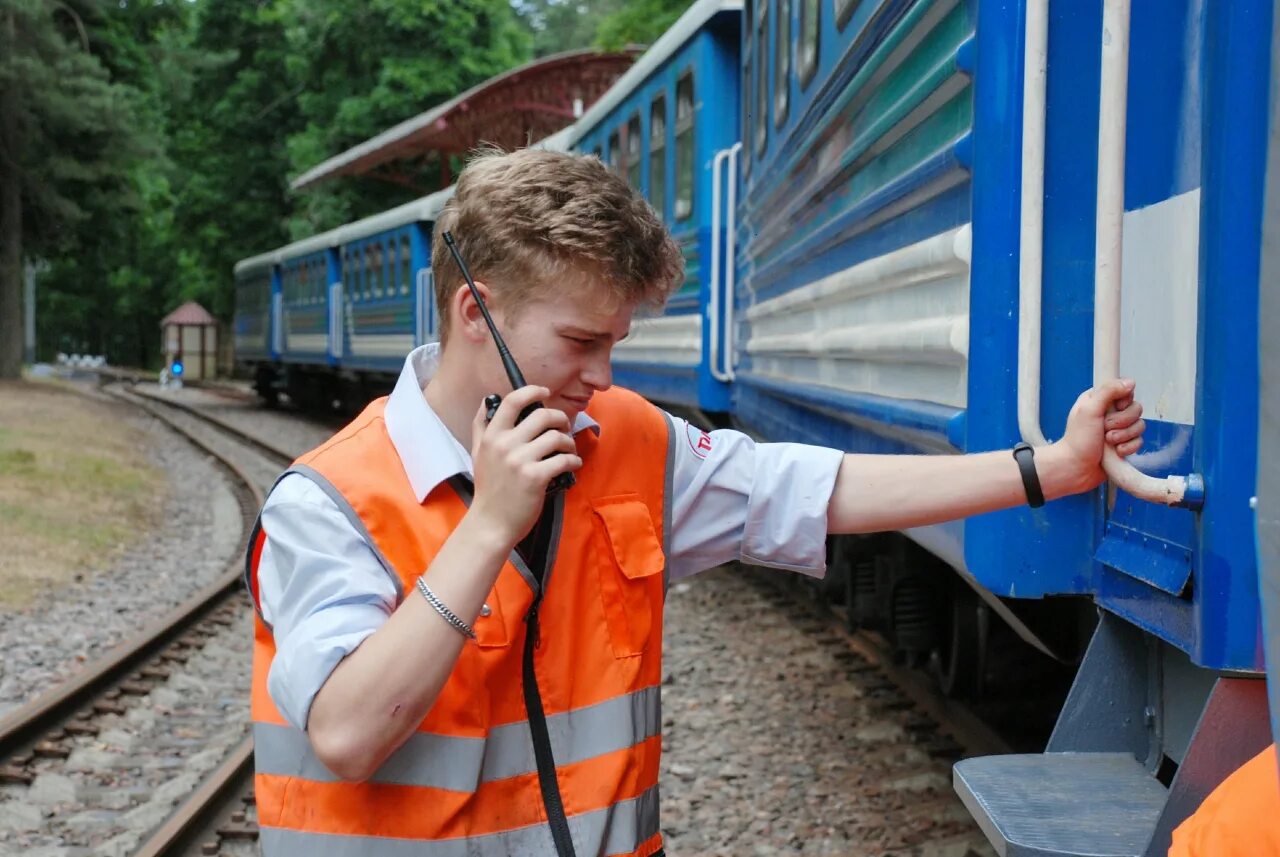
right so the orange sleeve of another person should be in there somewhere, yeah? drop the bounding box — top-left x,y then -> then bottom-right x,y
1169,744 -> 1280,857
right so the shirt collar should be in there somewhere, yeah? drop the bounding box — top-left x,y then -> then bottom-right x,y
384,343 -> 600,502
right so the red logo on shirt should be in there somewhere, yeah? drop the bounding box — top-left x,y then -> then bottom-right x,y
685,422 -> 713,460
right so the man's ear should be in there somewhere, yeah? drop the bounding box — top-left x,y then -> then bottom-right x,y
453,279 -> 497,344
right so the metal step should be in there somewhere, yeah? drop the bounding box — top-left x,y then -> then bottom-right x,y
953,753 -> 1166,857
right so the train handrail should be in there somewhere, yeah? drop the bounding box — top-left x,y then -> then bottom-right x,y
723,142 -> 742,381
271,291 -> 284,356
709,146 -> 732,382
329,281 -> 343,357
416,268 -> 432,345
1017,0 -> 1050,447
1094,0 -> 1204,510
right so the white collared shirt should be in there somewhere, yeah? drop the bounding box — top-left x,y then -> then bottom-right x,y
258,344 -> 843,730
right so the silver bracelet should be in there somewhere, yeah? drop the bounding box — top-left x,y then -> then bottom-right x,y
415,577 -> 477,640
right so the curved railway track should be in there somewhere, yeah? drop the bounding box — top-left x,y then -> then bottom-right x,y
0,383 -> 294,856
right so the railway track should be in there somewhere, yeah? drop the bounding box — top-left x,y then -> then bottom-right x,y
0,384 -> 291,856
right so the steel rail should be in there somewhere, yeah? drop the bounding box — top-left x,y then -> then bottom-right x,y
0,390 -> 263,762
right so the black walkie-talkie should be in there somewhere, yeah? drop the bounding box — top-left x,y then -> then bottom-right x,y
442,231 -> 575,494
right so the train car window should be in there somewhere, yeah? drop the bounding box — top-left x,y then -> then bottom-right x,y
650,94 -> 667,220
833,0 -> 857,31
373,244 -> 384,299
675,72 -> 695,221
775,0 -> 790,128
400,235 -> 412,296
755,3 -> 768,156
627,112 -> 642,190
799,0 -> 819,88
608,129 -> 622,175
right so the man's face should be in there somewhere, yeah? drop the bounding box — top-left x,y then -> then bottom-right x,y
491,283 -> 635,423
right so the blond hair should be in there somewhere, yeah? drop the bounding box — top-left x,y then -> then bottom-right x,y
431,146 -> 685,342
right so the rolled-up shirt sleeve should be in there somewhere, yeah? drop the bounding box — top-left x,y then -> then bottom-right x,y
257,473 -> 399,732
665,415 -> 843,581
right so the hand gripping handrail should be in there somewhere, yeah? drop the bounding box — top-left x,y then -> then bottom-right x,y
1094,0 -> 1204,510
1017,0 -> 1051,447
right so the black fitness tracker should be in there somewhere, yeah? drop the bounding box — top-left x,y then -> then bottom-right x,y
1012,441 -> 1045,508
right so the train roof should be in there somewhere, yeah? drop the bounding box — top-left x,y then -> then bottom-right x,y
232,250 -> 280,277
290,49 -> 634,191
569,0 -> 743,147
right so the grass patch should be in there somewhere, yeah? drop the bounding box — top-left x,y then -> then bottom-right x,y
0,381 -> 167,609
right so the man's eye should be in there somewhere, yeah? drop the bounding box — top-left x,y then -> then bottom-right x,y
567,336 -> 593,345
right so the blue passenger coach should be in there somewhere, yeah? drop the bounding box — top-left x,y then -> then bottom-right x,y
942,1 -> 1272,854
234,130 -> 575,409
570,0 -> 742,417
715,0 -> 1273,851
233,252 -> 280,369
235,188 -> 451,408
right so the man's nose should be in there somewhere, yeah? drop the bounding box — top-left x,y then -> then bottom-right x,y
582,351 -> 612,391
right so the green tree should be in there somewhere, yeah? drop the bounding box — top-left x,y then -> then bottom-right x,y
0,0 -> 150,377
514,0 -> 625,57
594,0 -> 693,51
169,0 -> 302,320
282,0 -> 533,237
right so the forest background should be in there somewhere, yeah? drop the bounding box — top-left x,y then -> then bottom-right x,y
0,0 -> 692,377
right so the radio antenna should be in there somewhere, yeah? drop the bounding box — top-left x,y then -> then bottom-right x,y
442,231 -> 527,388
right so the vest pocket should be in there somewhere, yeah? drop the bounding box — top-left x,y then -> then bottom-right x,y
591,495 -> 665,658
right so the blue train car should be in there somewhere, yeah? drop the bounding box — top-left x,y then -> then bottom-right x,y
235,131 -> 579,410
235,189 -> 452,408
569,0 -> 742,418
943,1 -> 1272,854
728,0 -> 1027,688
233,252 -> 280,373
233,251 -> 284,400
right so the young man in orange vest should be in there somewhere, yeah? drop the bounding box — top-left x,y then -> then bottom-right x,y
245,147 -> 1148,856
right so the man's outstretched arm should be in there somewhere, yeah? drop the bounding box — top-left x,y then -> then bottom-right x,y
827,379 -> 1145,535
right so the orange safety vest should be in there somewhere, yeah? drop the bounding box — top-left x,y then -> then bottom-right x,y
1168,743 -> 1280,857
245,386 -> 673,856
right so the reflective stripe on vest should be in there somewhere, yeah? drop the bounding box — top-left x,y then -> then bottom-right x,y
259,784 -> 661,857
253,684 -> 661,790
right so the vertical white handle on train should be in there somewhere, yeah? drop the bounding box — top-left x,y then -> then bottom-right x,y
709,143 -> 742,384
1095,0 -> 1204,509
329,281 -> 343,358
1017,0 -> 1050,447
272,291 -> 283,355
416,268 -> 432,345
724,142 -> 741,381
709,147 -> 731,382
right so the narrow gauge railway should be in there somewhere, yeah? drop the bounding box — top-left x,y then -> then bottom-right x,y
0,386 -> 290,856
